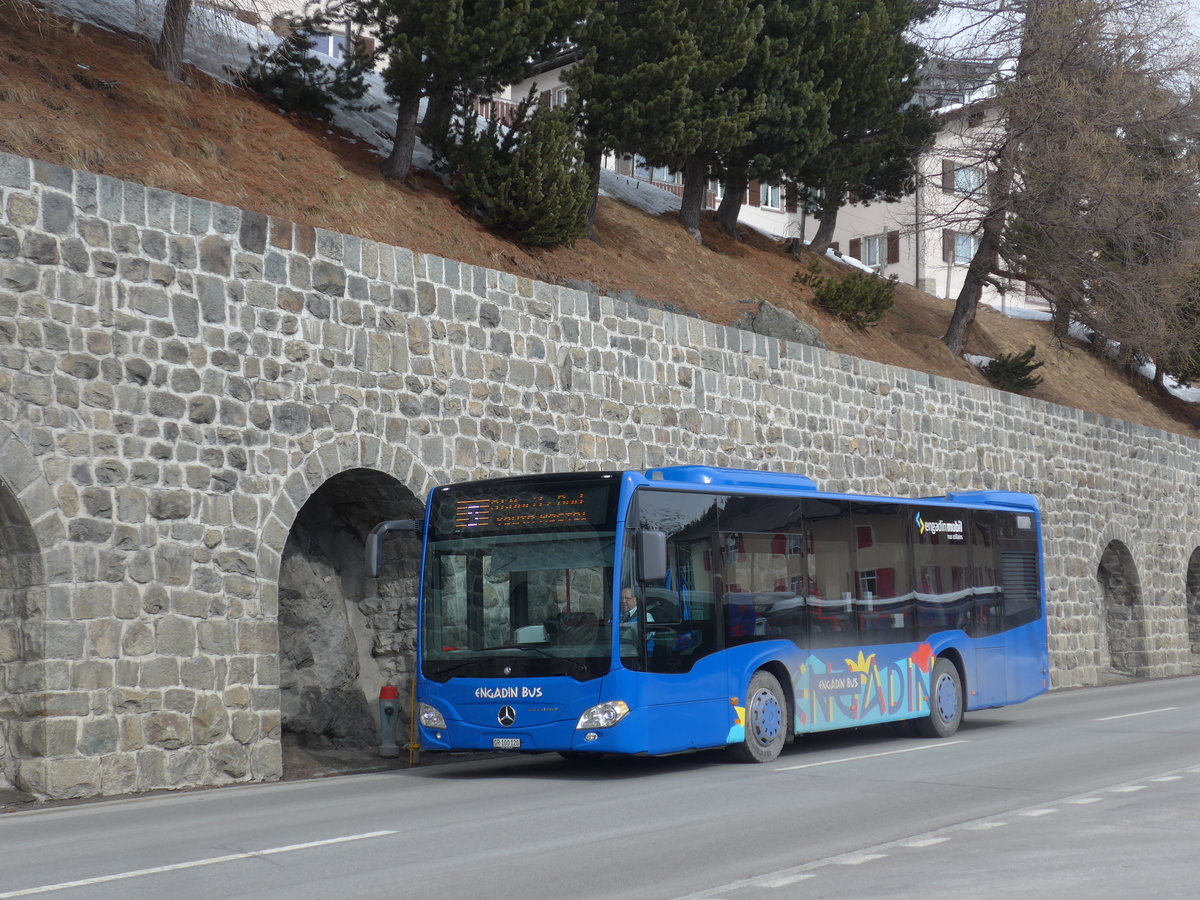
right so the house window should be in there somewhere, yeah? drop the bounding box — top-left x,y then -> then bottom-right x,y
551,86 -> 569,108
307,31 -> 348,59
954,232 -> 978,264
708,179 -> 724,201
954,165 -> 985,197
760,183 -> 782,210
865,234 -> 886,269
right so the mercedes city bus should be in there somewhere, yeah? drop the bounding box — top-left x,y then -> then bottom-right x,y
366,466 -> 1049,763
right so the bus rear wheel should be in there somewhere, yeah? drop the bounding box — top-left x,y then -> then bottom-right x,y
916,657 -> 963,738
730,670 -> 787,763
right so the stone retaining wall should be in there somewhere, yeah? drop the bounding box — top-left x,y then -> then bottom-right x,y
1,149 -> 1198,798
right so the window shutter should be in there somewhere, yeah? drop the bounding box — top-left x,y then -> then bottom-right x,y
877,568 -> 895,597
831,241 -> 839,253
942,229 -> 954,262
942,159 -> 955,193
748,180 -> 761,207
785,182 -> 798,214
849,238 -> 862,260
887,230 -> 900,264
539,90 -> 552,108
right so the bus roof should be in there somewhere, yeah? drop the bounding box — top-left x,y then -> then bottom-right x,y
638,466 -> 1039,513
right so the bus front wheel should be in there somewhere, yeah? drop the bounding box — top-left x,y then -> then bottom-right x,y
730,670 -> 787,763
916,657 -> 963,738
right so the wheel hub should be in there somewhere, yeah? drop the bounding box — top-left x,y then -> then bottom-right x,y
749,688 -> 782,746
935,671 -> 958,722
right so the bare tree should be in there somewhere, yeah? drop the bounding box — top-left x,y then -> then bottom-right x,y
152,0 -> 193,80
914,0 -> 1200,357
151,0 -> 274,82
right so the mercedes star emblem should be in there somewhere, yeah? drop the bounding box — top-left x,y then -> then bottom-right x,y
498,706 -> 517,727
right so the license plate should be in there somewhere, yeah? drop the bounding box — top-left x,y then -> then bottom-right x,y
492,738 -> 521,749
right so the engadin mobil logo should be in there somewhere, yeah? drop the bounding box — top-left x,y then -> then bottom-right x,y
915,511 -> 965,541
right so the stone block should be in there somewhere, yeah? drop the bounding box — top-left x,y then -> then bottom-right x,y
156,615 -> 197,656
145,711 -> 191,750
101,753 -> 139,796
31,757 -> 101,800
207,741 -> 250,780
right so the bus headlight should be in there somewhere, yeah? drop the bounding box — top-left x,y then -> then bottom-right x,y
418,702 -> 446,730
576,700 -> 630,730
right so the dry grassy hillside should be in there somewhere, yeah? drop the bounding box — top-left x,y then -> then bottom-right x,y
3,1 -> 1198,438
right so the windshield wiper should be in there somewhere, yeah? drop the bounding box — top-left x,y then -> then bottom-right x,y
505,644 -> 588,673
429,646 -> 588,678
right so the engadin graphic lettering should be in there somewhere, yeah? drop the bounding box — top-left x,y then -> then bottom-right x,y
473,686 -> 544,699
795,643 -> 936,730
915,511 -> 964,542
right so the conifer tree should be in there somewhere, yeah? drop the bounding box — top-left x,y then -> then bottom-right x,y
792,0 -> 936,254
564,0 -> 704,232
358,0 -> 584,183
711,0 -> 841,239
660,0 -> 763,239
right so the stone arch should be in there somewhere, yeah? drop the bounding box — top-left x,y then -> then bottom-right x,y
0,427 -> 59,793
1097,540 -> 1146,676
1187,548 -> 1200,665
276,466 -> 425,758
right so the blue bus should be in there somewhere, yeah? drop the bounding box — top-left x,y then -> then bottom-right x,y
367,466 -> 1049,763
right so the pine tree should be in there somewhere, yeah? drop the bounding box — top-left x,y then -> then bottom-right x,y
792,0 -> 936,253
712,0 -> 842,239
453,104 -> 593,246
658,0 -> 763,239
564,0 -> 704,232
358,0 -> 584,183
234,8 -> 376,122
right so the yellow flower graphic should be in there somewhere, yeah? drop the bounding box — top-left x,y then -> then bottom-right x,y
845,651 -> 877,686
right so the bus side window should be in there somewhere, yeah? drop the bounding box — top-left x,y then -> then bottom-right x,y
851,502 -> 914,645
802,498 -> 858,647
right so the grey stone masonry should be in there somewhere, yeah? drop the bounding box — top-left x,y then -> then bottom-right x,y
1,149 -> 1199,799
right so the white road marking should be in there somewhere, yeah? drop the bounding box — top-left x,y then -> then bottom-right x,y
671,762 -> 1200,899
775,740 -> 967,771
1094,706 -> 1178,722
901,837 -> 950,848
834,853 -> 888,865
754,873 -> 816,888
0,831 -> 398,898
1110,785 -> 1145,793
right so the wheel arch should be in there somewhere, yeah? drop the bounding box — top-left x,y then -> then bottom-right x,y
754,659 -> 795,743
935,645 -> 968,699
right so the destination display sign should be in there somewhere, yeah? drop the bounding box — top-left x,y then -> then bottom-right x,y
431,479 -> 617,537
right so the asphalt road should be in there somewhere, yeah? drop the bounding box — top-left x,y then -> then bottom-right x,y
2,675 -> 1198,900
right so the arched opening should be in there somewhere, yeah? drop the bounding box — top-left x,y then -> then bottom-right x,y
0,482 -> 43,791
1187,548 -> 1200,668
277,468 -> 423,769
1097,540 -> 1145,676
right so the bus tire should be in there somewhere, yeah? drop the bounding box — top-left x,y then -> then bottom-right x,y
730,670 -> 787,763
916,657 -> 963,738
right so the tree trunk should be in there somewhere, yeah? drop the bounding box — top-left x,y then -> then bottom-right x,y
1051,299 -> 1071,343
678,157 -> 708,242
584,147 -> 603,239
717,169 -> 748,239
808,208 -> 839,255
381,87 -> 422,182
152,0 -> 192,81
422,85 -> 454,149
944,140 -> 1016,356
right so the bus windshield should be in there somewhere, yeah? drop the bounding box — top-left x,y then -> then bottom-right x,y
420,476 -> 620,682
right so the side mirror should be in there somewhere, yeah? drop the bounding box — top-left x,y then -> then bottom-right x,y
637,530 -> 667,583
365,519 -> 419,577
